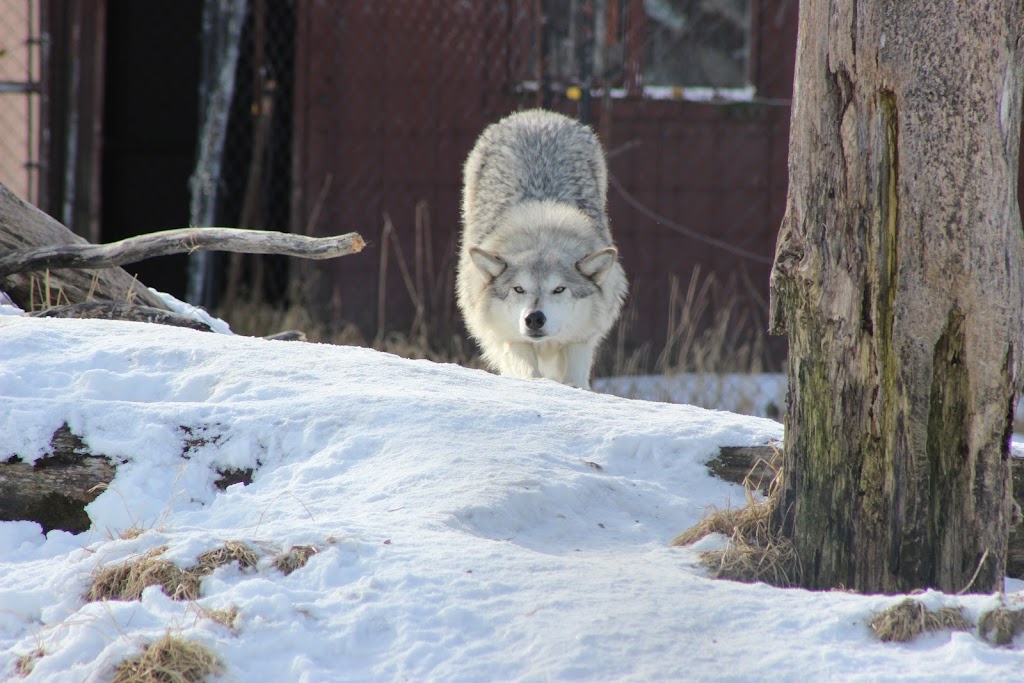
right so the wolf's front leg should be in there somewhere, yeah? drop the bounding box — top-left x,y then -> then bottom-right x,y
496,342 -> 542,379
564,341 -> 598,390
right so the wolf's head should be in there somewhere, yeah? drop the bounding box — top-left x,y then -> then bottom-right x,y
468,244 -> 619,344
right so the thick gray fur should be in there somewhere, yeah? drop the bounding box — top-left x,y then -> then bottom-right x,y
461,110 -> 610,245
456,109 -> 628,389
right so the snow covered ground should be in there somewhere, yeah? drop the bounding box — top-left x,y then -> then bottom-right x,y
3,310 -> 1024,681
595,373 -> 786,419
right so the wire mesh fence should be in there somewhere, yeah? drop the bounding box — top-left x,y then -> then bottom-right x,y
272,0 -> 796,370
0,0 -> 798,374
0,0 -> 40,204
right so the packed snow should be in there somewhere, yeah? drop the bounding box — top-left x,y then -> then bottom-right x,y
2,307 -> 1024,682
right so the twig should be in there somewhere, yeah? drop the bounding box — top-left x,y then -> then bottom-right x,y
958,548 -> 991,595
304,173 -> 334,234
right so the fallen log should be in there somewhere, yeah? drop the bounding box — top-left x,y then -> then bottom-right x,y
26,302 -> 313,340
0,425 -> 115,534
0,424 -> 253,534
28,302 -> 214,331
706,444 -> 1024,579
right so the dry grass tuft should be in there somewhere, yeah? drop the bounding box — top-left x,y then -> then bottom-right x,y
194,541 -> 259,575
14,648 -> 44,677
118,526 -> 148,541
672,498 -> 772,548
979,606 -> 1024,646
87,547 -> 201,602
868,599 -> 970,643
671,448 -> 799,586
192,604 -> 240,633
273,545 -> 319,575
111,632 -> 222,683
88,542 -> 259,603
696,530 -> 800,588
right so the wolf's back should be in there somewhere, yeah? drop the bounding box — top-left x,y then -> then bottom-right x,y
461,110 -> 609,244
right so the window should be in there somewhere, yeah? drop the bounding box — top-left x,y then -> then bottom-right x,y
526,0 -> 753,101
642,0 -> 750,88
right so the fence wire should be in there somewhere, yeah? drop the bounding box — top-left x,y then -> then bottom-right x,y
256,0 -> 796,370
0,0 -> 797,373
0,0 -> 40,204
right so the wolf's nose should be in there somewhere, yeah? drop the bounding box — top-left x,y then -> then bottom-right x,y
525,310 -> 546,330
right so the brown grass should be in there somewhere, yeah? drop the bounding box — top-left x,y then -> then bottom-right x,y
652,266 -> 770,376
14,648 -> 44,677
194,541 -> 259,575
88,547 -> 201,602
671,447 -> 799,587
191,604 -> 240,633
273,545 -> 319,575
979,606 -> 1024,646
111,632 -> 222,683
213,208 -> 777,381
869,599 -> 970,643
87,542 -> 260,603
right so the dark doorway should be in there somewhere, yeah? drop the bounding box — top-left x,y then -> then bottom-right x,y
101,1 -> 202,299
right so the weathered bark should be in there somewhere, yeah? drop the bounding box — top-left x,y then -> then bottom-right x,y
769,1 -> 1024,592
1,424 -> 253,534
0,182 -> 169,309
706,445 -> 1024,580
0,425 -> 115,534
0,225 -> 365,279
28,302 -> 215,331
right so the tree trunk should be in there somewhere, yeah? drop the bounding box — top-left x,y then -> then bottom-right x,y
770,1 -> 1024,592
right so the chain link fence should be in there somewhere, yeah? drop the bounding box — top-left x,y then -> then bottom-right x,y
273,0 -> 796,371
0,0 -> 40,204
1,0 -> 797,374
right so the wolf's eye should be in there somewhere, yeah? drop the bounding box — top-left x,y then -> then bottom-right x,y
552,286 -> 566,294
513,286 -> 525,294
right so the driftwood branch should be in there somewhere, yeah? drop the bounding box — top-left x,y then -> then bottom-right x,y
0,227 -> 366,278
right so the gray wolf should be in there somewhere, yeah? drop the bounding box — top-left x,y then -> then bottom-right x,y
456,109 -> 628,389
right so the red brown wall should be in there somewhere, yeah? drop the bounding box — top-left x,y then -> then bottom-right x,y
291,0 -> 798,365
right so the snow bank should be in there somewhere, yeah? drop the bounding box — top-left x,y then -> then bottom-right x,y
1,316 -> 1022,681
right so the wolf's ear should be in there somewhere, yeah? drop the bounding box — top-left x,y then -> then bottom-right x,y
576,247 -> 618,282
469,247 -> 508,280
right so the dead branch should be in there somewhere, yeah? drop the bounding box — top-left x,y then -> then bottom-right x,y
0,227 -> 366,278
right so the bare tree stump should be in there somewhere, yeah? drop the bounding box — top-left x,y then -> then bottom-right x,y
768,0 -> 1024,592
